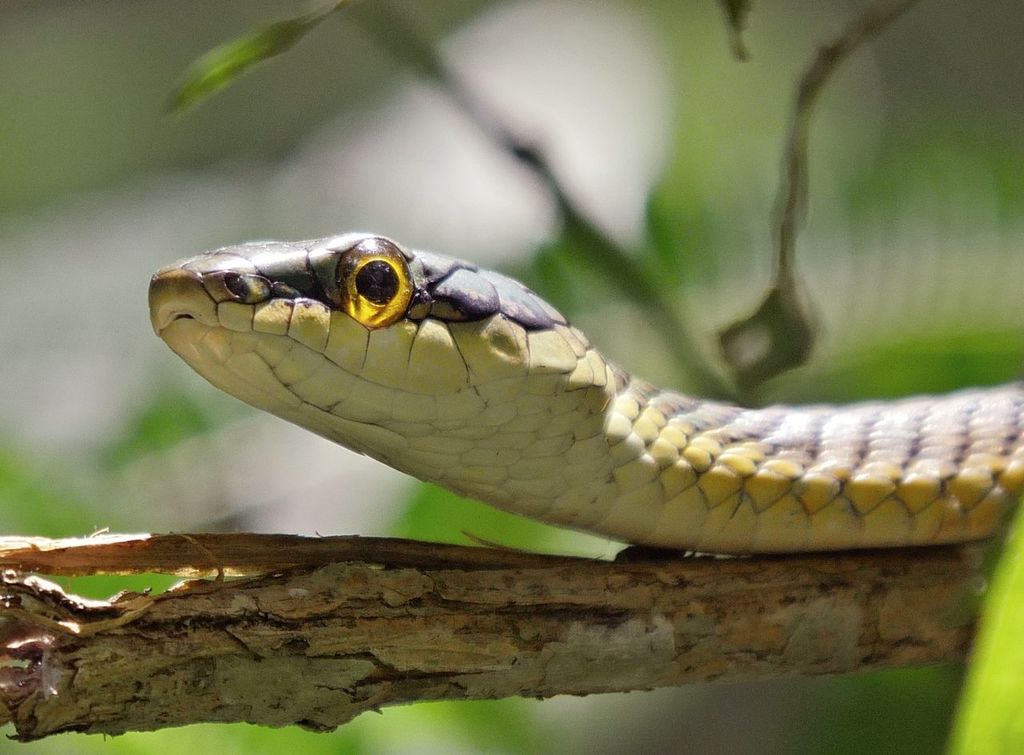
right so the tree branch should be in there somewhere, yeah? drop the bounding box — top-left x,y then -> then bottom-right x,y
0,534 -> 978,740
719,0 -> 923,394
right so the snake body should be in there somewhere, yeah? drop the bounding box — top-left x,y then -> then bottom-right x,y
149,233 -> 1024,552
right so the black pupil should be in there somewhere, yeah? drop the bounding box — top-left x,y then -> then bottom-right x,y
355,260 -> 399,305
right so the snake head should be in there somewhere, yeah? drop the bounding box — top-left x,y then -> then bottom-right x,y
150,234 -> 617,510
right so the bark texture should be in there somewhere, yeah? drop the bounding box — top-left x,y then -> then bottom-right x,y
0,534 -> 979,740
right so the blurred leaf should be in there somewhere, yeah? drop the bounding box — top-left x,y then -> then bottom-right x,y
3,720 -> 363,755
845,134 -> 1024,224
391,483 -> 565,551
392,700 -> 546,754
796,666 -> 961,754
391,482 -> 616,557
99,390 -> 223,470
950,503 -> 1024,754
526,245 -> 579,318
645,184 -> 717,288
0,449 -> 96,536
718,282 -> 817,398
167,2 -> 348,113
764,330 -> 1024,405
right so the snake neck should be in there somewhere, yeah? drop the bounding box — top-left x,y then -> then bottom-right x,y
378,326 -> 632,526
378,325 -> 748,547
429,321 -> 1024,552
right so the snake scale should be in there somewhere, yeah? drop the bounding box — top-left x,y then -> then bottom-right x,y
149,233 -> 1024,552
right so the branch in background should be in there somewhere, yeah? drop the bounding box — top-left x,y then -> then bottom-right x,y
719,0 -> 923,396
717,0 -> 753,60
776,0 -> 923,282
0,533 -> 977,740
349,4 -> 733,399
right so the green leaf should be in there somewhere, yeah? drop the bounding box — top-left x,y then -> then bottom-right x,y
167,3 -> 346,113
391,482 -> 616,557
0,448 -> 97,536
950,504 -> 1024,754
795,667 -> 961,755
99,389 -> 224,470
772,330 -> 1024,404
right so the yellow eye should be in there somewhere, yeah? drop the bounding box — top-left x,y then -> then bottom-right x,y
337,238 -> 413,328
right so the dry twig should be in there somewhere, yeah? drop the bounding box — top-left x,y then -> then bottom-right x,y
0,533 -> 978,740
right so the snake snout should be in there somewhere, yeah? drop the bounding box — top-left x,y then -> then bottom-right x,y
148,266 -> 219,334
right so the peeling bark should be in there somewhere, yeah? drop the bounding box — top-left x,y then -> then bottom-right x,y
0,534 -> 978,740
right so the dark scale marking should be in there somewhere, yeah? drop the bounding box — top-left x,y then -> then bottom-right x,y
610,366 -> 631,393
222,272 -> 246,299
480,269 -> 559,330
404,248 -> 568,330
907,430 -> 923,462
252,247 -> 321,299
269,359 -> 297,390
688,403 -> 747,436
847,413 -> 873,468
406,288 -> 433,321
955,440 -> 972,468
271,281 -> 303,299
430,268 -> 500,321
954,401 -> 982,466
626,377 -> 660,406
651,392 -> 702,418
797,411 -> 830,464
412,250 -> 475,285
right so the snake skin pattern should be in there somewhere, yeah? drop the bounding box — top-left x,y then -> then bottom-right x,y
149,234 -> 1024,552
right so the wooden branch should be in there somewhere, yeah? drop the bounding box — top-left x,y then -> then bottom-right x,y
0,533 -> 979,740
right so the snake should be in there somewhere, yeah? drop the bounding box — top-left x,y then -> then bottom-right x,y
148,233 -> 1024,553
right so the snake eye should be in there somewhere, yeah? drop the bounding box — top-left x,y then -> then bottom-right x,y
337,237 -> 413,328
355,260 -> 399,305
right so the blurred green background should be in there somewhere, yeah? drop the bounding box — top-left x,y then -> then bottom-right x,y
2,0 -> 1024,752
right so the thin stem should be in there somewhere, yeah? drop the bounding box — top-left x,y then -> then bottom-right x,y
350,3 -> 731,397
773,0 -> 923,287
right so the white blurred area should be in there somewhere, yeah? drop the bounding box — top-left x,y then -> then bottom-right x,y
274,0 -> 672,258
